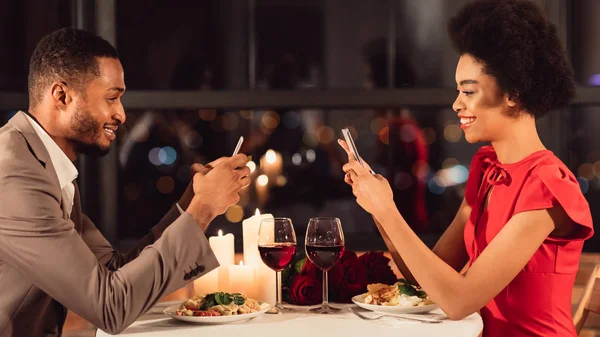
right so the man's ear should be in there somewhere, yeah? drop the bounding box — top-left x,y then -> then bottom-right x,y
50,82 -> 72,109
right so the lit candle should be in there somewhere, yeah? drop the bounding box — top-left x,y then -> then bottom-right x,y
228,261 -> 255,297
242,209 -> 276,304
262,149 -> 283,177
208,230 -> 235,291
242,209 -> 271,266
255,175 -> 269,207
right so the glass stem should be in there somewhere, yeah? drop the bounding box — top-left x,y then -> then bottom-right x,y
322,270 -> 329,306
276,270 -> 282,307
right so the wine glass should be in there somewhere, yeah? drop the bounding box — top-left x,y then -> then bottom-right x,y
305,217 -> 345,314
258,217 -> 297,314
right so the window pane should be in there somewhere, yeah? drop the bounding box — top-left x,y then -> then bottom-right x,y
116,0 -> 248,90
0,0 -> 72,91
572,0 -> 600,87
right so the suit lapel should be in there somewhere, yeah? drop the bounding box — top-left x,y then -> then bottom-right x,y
8,111 -> 68,217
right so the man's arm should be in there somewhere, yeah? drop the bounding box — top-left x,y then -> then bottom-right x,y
0,160 -> 219,334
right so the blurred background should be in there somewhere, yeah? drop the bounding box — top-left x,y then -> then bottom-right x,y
1,0 -> 598,253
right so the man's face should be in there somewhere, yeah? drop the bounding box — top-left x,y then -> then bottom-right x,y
67,57 -> 126,156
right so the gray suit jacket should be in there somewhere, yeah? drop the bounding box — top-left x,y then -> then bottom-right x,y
0,111 -> 219,336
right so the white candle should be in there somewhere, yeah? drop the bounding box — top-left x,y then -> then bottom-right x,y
242,209 -> 272,266
242,209 -> 276,304
208,230 -> 235,291
228,261 -> 255,297
254,263 -> 276,305
193,268 -> 218,296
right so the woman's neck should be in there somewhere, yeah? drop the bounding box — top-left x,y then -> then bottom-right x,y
491,115 -> 546,164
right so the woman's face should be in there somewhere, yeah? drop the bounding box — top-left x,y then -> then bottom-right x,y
452,53 -> 518,143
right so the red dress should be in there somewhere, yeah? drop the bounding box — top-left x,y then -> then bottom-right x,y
464,146 -> 594,337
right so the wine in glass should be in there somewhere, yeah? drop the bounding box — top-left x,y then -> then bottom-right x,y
258,217 -> 297,314
305,217 -> 345,314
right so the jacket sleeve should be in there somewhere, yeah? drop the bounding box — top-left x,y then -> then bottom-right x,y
0,159 -> 219,334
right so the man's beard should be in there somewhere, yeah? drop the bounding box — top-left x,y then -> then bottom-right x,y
70,102 -> 111,157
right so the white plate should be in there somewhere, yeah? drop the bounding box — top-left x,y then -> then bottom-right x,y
352,294 -> 438,314
163,302 -> 271,324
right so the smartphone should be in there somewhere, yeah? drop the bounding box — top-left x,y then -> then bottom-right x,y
232,136 -> 244,156
342,128 -> 364,167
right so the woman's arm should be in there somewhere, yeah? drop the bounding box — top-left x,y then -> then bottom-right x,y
344,158 -> 559,320
372,198 -> 471,285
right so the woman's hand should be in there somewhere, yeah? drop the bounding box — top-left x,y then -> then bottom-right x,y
338,139 -> 395,219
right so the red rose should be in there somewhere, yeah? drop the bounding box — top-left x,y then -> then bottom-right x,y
358,252 -> 397,285
331,253 -> 369,303
288,275 -> 322,305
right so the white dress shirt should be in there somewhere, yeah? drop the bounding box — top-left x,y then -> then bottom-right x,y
25,113 -> 78,217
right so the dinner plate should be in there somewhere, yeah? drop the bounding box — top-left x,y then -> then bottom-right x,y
351,294 -> 438,314
163,302 -> 271,324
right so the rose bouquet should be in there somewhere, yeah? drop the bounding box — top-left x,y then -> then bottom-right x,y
282,250 -> 398,305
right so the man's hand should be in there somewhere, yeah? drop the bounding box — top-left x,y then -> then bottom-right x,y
178,157 -> 228,210
187,154 -> 251,228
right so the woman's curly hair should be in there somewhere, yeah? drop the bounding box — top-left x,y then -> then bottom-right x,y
448,0 -> 575,118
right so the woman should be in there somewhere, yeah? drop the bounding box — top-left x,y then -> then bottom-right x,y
340,1 -> 594,336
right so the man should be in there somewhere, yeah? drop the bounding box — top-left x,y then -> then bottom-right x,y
0,28 -> 250,336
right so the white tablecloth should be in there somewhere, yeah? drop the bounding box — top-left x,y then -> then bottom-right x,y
96,302 -> 482,337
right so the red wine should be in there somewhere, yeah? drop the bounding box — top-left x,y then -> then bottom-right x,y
305,244 -> 345,271
258,243 -> 296,271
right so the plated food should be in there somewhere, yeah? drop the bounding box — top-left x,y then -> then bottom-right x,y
175,292 -> 262,317
352,279 -> 438,315
164,292 -> 271,324
362,279 -> 433,307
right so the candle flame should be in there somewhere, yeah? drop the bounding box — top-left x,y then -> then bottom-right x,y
265,149 -> 277,164
255,208 -> 260,216
257,174 -> 269,186
239,260 -> 244,266
218,230 -> 223,236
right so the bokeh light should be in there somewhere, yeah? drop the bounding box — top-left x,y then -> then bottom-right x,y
306,149 -> 316,163
428,176 -> 447,195
577,177 -> 590,194
422,127 -> 436,145
265,149 -> 277,164
443,124 -> 462,142
159,146 -> 177,165
156,176 -> 175,194
261,111 -> 280,130
240,110 -> 253,119
275,175 -> 288,186
442,158 -> 459,169
199,109 -> 216,121
379,126 -> 389,145
225,205 -> 245,223
184,130 -> 203,149
257,174 -> 269,186
400,124 -> 417,143
292,153 -> 302,166
221,112 -> 239,131
578,163 -> 595,180
370,117 -> 387,135
246,160 -> 257,173
316,126 -> 335,144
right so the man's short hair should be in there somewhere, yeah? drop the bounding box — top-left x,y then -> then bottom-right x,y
28,28 -> 119,108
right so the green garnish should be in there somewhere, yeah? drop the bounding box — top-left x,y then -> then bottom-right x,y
397,281 -> 428,299
200,292 -> 246,310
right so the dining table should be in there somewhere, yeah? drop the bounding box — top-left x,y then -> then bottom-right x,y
95,301 -> 483,337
